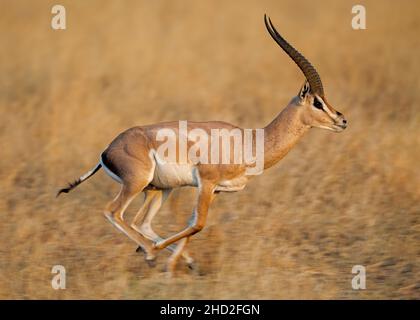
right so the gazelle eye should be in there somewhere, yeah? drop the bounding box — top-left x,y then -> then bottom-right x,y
313,98 -> 323,109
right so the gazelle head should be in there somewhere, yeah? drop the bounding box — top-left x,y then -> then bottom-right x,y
265,15 -> 347,132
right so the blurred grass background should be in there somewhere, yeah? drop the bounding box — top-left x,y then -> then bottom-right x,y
0,0 -> 419,299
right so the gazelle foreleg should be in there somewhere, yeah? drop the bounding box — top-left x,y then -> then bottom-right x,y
164,190 -> 217,274
131,189 -> 194,266
165,237 -> 189,277
154,180 -> 215,251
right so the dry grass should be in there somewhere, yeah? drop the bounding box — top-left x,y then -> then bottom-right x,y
0,0 -> 419,299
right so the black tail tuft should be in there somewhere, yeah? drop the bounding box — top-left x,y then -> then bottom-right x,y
56,179 -> 82,197
56,162 -> 102,198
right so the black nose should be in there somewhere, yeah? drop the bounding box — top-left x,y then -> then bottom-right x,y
343,119 -> 347,124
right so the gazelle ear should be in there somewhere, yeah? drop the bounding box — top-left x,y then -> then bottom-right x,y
298,80 -> 310,100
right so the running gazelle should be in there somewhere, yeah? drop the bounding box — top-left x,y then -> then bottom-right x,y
57,15 -> 347,274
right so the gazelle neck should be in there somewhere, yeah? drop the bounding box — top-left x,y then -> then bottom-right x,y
263,101 -> 310,170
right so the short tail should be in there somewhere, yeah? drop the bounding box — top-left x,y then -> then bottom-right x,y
56,163 -> 102,197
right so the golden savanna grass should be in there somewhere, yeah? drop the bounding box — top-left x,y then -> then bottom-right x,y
0,0 -> 419,299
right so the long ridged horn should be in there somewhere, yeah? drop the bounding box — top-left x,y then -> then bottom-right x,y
264,14 -> 324,97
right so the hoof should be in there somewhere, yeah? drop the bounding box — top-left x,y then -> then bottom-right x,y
152,241 -> 160,250
187,263 -> 205,276
165,271 -> 174,279
163,264 -> 176,277
136,245 -> 157,268
146,258 -> 157,268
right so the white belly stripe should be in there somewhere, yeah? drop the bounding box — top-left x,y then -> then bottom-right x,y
150,151 -> 198,188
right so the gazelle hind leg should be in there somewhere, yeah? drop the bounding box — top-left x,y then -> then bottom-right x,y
104,183 -> 156,263
131,189 -> 169,240
131,189 -> 194,266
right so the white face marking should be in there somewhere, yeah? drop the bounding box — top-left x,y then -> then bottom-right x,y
315,95 -> 336,119
316,124 -> 339,132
